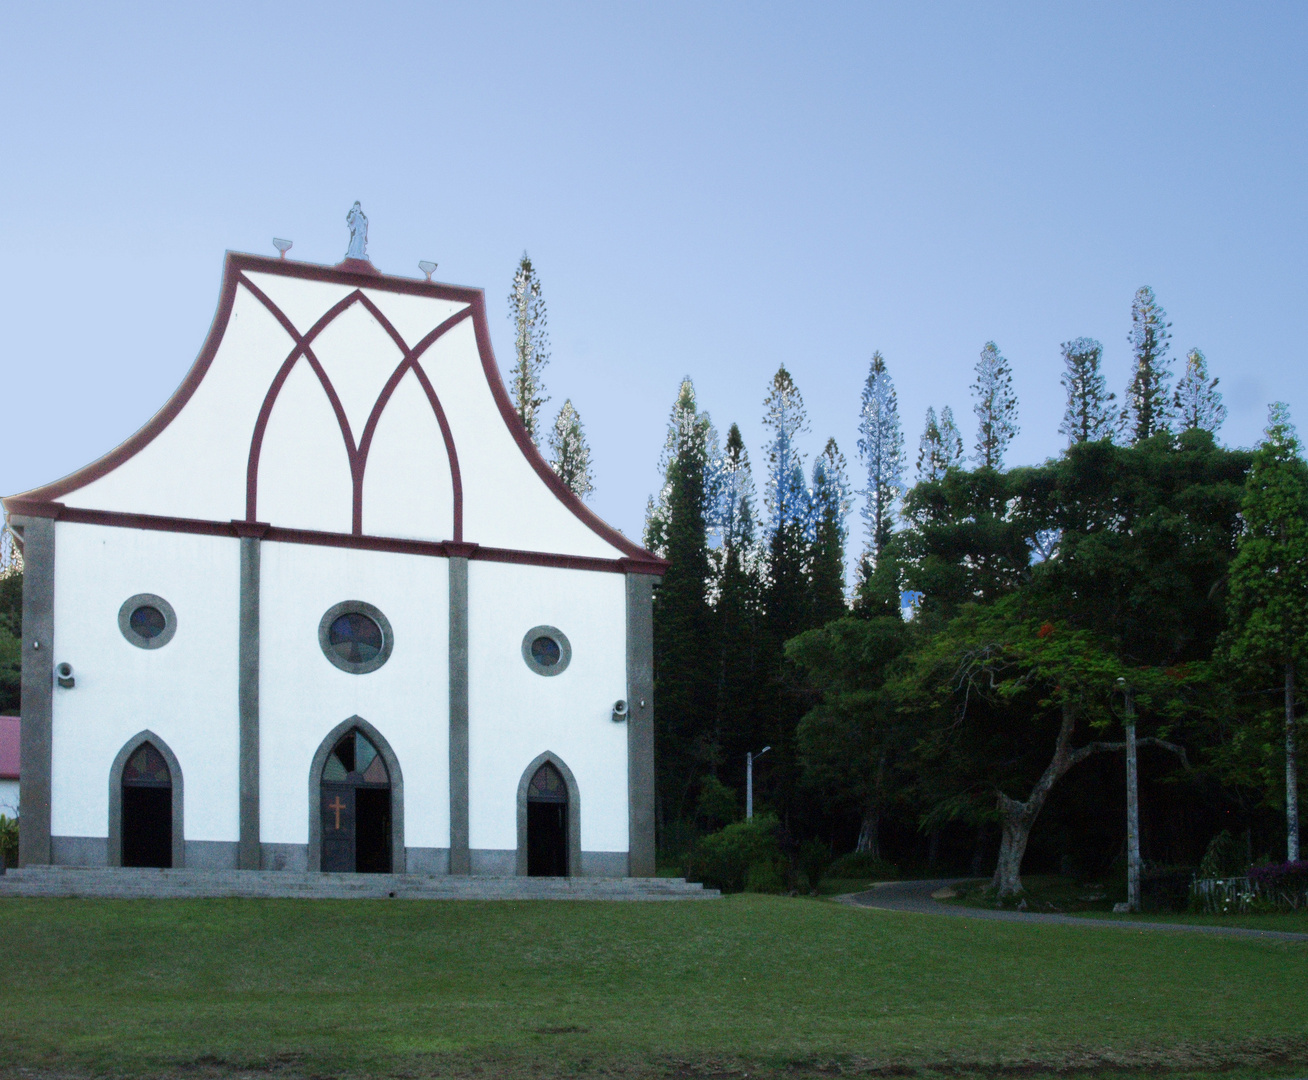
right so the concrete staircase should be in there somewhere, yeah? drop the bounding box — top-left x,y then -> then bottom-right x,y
0,866 -> 719,901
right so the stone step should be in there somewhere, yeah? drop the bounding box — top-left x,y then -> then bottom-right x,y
0,866 -> 719,901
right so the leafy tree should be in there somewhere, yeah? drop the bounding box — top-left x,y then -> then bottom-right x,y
547,399 -> 594,499
971,342 -> 1018,469
507,252 -> 550,443
902,599 -> 1190,897
857,352 -> 904,562
1058,337 -> 1114,445
938,407 -> 964,469
809,438 -> 851,626
790,615 -> 911,858
645,380 -> 718,824
1120,286 -> 1173,443
1174,347 -> 1227,435
1224,403 -> 1308,860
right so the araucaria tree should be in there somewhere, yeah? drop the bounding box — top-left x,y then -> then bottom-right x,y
972,342 -> 1019,469
1225,402 -> 1308,861
1058,337 -> 1114,444
645,379 -> 718,822
1120,286 -> 1173,443
507,252 -> 550,443
547,399 -> 594,499
809,438 -> 851,626
762,365 -> 812,646
857,352 -> 904,562
1174,348 -> 1227,434
917,406 -> 965,482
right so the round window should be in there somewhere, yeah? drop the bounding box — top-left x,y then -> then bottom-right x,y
118,594 -> 178,650
521,625 -> 571,677
319,601 -> 393,674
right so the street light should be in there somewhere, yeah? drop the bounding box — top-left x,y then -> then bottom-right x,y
1112,677 -> 1141,912
746,746 -> 771,819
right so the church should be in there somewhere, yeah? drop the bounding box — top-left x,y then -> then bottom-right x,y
3,209 -> 663,879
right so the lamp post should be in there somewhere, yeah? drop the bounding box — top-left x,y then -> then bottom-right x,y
1114,677 -> 1141,913
746,746 -> 771,819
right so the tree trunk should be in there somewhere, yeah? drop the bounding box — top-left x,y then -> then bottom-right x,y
1287,661 -> 1300,863
855,806 -> 880,859
990,703 -> 1079,899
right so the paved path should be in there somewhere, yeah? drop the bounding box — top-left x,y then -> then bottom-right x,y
839,878 -> 1308,942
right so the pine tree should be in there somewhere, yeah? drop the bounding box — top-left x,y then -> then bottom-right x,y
972,342 -> 1019,469
857,351 -> 905,562
762,365 -> 811,646
710,423 -> 765,784
1058,336 -> 1115,444
809,438 -> 851,626
547,399 -> 594,499
1120,286 -> 1173,443
1224,402 -> 1308,861
917,408 -> 948,482
645,379 -> 717,825
507,252 -> 550,443
938,406 -> 965,469
1173,348 -> 1227,435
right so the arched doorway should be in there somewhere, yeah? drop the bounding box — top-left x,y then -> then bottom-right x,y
121,742 -> 173,868
526,762 -> 569,877
320,728 -> 392,873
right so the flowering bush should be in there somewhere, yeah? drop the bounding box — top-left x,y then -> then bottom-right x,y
1247,861 -> 1308,909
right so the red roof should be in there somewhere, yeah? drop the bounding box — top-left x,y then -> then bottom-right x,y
0,717 -> 18,780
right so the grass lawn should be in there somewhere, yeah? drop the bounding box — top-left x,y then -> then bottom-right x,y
943,875 -> 1308,934
0,894 -> 1304,1079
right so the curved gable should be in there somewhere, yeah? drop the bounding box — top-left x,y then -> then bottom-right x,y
5,253 -> 663,572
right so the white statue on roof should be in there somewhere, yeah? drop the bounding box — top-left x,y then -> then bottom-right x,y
345,201 -> 369,260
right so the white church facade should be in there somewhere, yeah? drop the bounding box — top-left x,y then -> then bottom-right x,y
3,228 -> 663,877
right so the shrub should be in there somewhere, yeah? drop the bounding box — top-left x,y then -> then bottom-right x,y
0,815 -> 17,869
695,775 -> 739,832
1248,861 -> 1308,910
798,838 -> 833,895
685,815 -> 783,893
828,851 -> 899,880
1198,830 -> 1247,878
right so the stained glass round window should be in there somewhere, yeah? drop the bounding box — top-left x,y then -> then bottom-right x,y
329,613 -> 383,664
118,593 -> 177,650
130,605 -> 167,640
531,635 -> 561,667
521,625 -> 571,676
318,601 -> 393,674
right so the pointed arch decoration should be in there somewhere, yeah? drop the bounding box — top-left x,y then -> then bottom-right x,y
515,751 -> 581,877
108,730 -> 185,869
306,715 -> 405,873
240,276 -> 469,540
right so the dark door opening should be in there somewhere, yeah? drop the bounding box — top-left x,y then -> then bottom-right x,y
121,743 -> 173,868
526,763 -> 568,877
320,729 -> 392,873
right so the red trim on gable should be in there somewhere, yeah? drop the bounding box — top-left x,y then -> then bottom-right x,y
2,251 -> 663,568
466,300 -> 656,563
3,502 -> 667,575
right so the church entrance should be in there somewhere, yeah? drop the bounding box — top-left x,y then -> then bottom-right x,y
320,728 -> 392,873
121,742 -> 173,868
526,762 -> 569,876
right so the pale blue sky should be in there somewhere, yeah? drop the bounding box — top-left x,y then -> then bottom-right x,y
3,3 -> 1305,550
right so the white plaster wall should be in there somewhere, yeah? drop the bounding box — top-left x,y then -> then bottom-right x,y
361,370 -> 454,540
258,542 -> 449,850
361,287 -> 468,349
467,561 -> 628,853
310,302 -> 403,439
243,273 -> 357,337
421,321 -> 625,559
63,287 -> 293,520
256,361 -> 354,533
49,522 -> 240,841
0,779 -> 18,818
